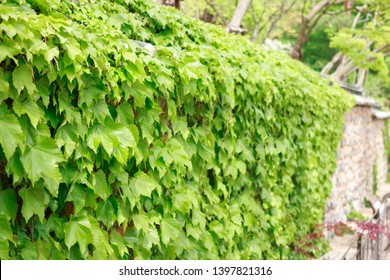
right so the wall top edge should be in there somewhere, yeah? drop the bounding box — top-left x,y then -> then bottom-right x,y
372,109 -> 390,119
353,94 -> 380,108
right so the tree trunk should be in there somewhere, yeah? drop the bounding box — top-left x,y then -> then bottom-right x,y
174,0 -> 180,10
291,19 -> 308,60
356,68 -> 366,88
201,9 -> 216,23
227,0 -> 252,33
157,0 -> 181,10
251,23 -> 260,42
291,0 -> 344,60
193,0 -> 200,19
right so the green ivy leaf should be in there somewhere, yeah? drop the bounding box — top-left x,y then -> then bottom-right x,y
186,224 -> 201,240
116,102 -> 134,125
167,139 -> 191,168
110,230 -> 127,257
21,136 -> 64,196
87,123 -> 113,155
92,170 -> 112,201
13,98 -> 45,128
0,189 -> 18,221
0,214 -> 14,242
161,215 -> 181,245
172,117 -> 190,140
88,215 -> 114,258
56,123 -> 86,159
64,215 -> 94,254
192,209 -> 206,229
19,186 -> 46,222
0,214 -> 14,259
12,63 -> 36,94
0,38 -> 21,63
125,81 -> 154,108
87,120 -> 138,163
21,242 -> 38,260
66,183 -> 86,214
107,13 -> 128,29
132,213 -> 149,233
0,70 -> 10,103
96,199 -> 116,228
209,220 -> 225,239
0,104 -> 24,160
105,119 -> 138,155
130,171 -> 159,198
172,191 -> 196,214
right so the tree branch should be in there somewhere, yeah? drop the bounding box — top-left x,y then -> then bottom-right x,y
306,0 -> 343,20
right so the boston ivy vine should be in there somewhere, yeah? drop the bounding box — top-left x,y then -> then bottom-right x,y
0,0 -> 354,259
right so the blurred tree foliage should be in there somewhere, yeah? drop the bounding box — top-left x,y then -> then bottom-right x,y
157,0 -> 389,105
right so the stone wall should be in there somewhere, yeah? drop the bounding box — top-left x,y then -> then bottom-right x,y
325,102 -> 388,223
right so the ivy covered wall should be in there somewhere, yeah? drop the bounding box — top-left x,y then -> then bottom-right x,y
0,0 -> 353,259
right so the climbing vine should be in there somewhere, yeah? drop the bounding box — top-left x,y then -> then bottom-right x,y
0,0 -> 354,259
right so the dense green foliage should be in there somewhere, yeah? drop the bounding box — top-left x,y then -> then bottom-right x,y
0,0 -> 353,259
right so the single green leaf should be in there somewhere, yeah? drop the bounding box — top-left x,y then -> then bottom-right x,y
35,78 -> 51,107
0,189 -> 18,221
125,81 -> 154,108
12,63 -> 36,94
0,39 -> 21,63
130,171 -> 158,198
64,41 -> 83,63
64,216 -> 93,254
168,139 -> 191,167
0,70 -> 9,103
172,191 -> 196,214
65,184 -> 86,214
34,238 -> 53,260
21,136 -> 64,196
13,98 -> 45,128
88,215 -> 114,257
104,119 -> 139,163
186,224 -> 201,240
44,47 -> 59,63
0,105 -> 24,160
55,124 -> 79,159
156,73 -> 174,92
132,213 -> 149,233
19,186 -> 46,222
96,199 -> 116,227
91,100 -> 110,123
192,209 -> 206,229
209,220 -> 225,239
110,230 -> 127,257
107,13 -> 128,29
116,102 -> 134,125
0,214 -> 14,242
0,239 -> 9,259
87,124 -> 114,155
172,117 -> 190,140
21,242 -> 38,260
161,215 -> 181,245
147,225 -> 160,245
92,170 -> 112,201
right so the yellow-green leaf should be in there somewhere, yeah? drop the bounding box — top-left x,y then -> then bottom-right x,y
19,186 -> 46,222
21,136 -> 64,196
12,63 -> 36,94
0,104 -> 24,160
